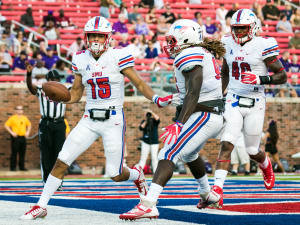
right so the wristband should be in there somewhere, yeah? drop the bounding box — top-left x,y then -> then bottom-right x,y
259,76 -> 273,85
26,71 -> 32,77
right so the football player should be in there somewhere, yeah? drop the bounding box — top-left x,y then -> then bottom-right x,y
120,19 -> 226,220
20,16 -> 179,220
207,9 -> 287,208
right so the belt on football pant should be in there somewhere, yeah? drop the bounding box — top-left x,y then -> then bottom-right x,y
42,117 -> 64,122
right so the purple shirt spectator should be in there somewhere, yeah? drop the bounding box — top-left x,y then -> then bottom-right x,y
135,23 -> 149,35
145,46 -> 158,58
42,49 -> 59,70
119,41 -> 129,47
12,51 -> 27,70
279,57 -> 290,72
205,24 -> 217,35
112,21 -> 128,34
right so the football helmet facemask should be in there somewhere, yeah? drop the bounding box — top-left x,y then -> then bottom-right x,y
231,9 -> 258,44
163,19 -> 203,58
84,16 -> 112,55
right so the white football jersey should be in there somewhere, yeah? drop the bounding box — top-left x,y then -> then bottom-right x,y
174,46 -> 222,103
72,48 -> 134,110
222,35 -> 279,97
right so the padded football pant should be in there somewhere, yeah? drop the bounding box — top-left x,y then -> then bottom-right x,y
221,93 -> 266,155
158,111 -> 223,164
39,118 -> 66,183
58,109 -> 126,178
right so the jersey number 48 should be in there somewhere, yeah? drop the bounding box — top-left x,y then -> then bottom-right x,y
232,61 -> 251,80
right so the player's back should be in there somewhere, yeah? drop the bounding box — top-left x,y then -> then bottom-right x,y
72,47 -> 134,110
174,46 -> 222,103
222,35 -> 279,98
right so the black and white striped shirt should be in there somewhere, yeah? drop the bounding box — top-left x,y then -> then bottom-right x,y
36,86 -> 66,119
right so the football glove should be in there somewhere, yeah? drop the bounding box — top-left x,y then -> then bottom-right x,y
152,93 -> 180,108
240,72 -> 261,85
160,121 -> 183,145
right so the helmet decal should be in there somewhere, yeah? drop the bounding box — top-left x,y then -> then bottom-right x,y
236,9 -> 243,23
94,16 -> 100,30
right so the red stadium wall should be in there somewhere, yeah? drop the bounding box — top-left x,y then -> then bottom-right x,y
0,84 -> 299,172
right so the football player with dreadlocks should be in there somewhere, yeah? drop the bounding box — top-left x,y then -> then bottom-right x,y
120,19 -> 227,220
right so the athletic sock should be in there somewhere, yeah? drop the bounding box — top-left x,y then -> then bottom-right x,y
214,169 -> 228,189
145,183 -> 163,203
128,167 -> 140,181
196,174 -> 210,194
37,174 -> 62,208
260,157 -> 269,169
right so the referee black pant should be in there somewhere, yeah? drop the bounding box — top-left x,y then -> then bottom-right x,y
39,118 -> 66,183
10,136 -> 26,170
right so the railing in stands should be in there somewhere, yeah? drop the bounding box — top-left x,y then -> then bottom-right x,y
10,20 -> 72,66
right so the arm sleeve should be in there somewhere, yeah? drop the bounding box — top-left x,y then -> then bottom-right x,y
174,48 -> 205,72
261,37 -> 280,60
118,48 -> 135,71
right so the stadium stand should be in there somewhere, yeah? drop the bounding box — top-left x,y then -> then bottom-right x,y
0,0 -> 299,85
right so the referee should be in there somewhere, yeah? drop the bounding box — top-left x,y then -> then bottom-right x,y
26,63 -> 67,185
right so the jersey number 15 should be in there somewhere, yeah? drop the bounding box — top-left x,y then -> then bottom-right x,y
87,77 -> 111,99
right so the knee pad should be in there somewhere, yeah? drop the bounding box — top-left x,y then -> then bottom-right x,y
180,153 -> 198,163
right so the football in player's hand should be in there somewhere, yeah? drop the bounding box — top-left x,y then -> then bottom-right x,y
42,81 -> 71,102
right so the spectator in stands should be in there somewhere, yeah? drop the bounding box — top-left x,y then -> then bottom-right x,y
127,36 -> 145,58
291,74 -> 300,97
54,60 -> 69,83
150,59 -> 172,83
0,13 -> 6,35
279,51 -> 291,72
20,7 -> 35,27
112,14 -> 128,35
194,12 -> 207,37
12,51 -> 27,70
204,16 -> 218,38
145,7 -> 157,24
67,37 -> 85,58
134,15 -> 153,36
216,3 -> 228,26
41,10 -> 57,28
119,3 -> 129,19
151,33 -> 162,55
29,50 -> 43,67
42,47 -> 59,70
0,41 -> 12,73
145,40 -> 158,59
225,3 -> 239,19
251,1 -> 264,23
221,16 -> 231,36
281,3 -> 293,21
118,33 -> 129,47
99,0 -> 118,19
290,54 -> 300,73
156,15 -> 169,35
291,8 -> 300,28
162,4 -> 176,24
289,30 -> 300,49
31,60 -> 48,85
128,4 -> 141,24
265,86 -> 276,97
276,14 -> 293,33
155,0 -> 164,10
262,0 -> 280,21
139,0 -> 154,9
56,9 -> 75,29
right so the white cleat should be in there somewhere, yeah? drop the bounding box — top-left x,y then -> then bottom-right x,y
20,205 -> 47,220
133,165 -> 149,197
119,202 -> 159,220
197,185 -> 223,209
